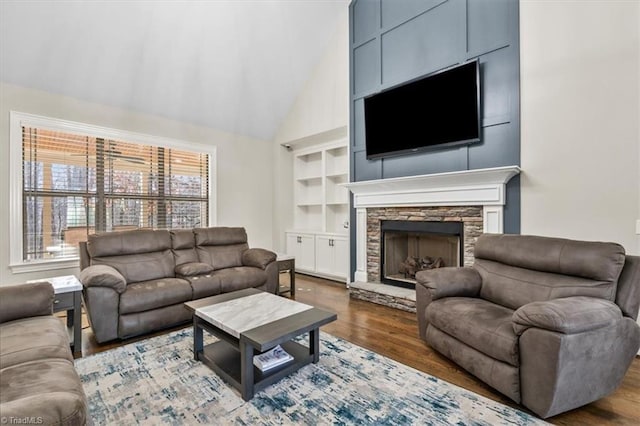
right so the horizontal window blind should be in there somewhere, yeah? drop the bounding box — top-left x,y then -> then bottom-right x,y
22,127 -> 209,261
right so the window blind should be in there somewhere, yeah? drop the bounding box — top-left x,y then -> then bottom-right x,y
22,127 -> 209,261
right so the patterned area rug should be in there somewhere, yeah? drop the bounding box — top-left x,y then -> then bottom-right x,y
75,328 -> 547,425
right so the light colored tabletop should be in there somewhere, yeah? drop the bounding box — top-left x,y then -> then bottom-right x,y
195,292 -> 312,339
27,275 -> 82,294
276,253 -> 295,261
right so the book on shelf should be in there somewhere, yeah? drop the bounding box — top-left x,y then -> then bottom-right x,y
253,345 -> 294,371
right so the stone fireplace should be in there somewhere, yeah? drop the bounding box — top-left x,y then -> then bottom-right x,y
343,166 -> 520,312
378,218 -> 465,288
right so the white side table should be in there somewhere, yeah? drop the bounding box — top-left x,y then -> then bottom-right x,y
28,275 -> 83,355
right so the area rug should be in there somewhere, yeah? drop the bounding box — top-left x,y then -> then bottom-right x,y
75,328 -> 547,425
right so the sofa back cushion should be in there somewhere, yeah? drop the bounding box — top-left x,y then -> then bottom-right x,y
87,229 -> 171,257
194,227 -> 248,270
474,234 -> 625,310
87,229 -> 175,283
170,229 -> 198,266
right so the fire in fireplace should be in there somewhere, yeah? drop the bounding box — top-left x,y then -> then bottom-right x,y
380,220 -> 463,288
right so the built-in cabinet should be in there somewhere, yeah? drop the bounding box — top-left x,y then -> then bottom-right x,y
314,235 -> 349,279
286,138 -> 349,282
285,232 -> 315,272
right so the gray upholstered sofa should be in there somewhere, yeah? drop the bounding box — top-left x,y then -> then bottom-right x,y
415,233 -> 640,418
79,227 -> 278,343
0,282 -> 87,425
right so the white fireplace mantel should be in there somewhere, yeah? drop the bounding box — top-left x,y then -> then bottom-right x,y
343,166 -> 521,283
343,165 -> 521,209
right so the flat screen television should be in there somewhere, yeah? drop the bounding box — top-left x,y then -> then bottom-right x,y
364,60 -> 480,159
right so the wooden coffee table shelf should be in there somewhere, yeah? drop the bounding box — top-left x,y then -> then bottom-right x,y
185,288 -> 336,401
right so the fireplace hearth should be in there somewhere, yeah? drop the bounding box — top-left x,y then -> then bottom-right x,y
381,220 -> 463,288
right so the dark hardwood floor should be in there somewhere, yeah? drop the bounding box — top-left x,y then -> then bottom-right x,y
75,274 -> 640,425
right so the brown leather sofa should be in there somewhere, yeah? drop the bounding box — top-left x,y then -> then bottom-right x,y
416,233 -> 640,419
79,227 -> 278,343
0,282 -> 87,425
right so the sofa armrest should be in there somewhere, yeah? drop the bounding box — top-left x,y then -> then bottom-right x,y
175,262 -> 213,277
513,296 -> 622,336
242,248 -> 276,270
415,267 -> 482,300
79,264 -> 127,294
0,282 -> 54,323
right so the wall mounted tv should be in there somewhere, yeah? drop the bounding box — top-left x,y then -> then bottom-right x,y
364,60 -> 480,159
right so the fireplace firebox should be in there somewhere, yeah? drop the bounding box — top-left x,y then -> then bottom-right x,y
380,220 -> 463,288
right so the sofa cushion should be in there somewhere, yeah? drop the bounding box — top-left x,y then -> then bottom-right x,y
476,259 -> 618,310
0,316 -> 73,370
212,267 -> 268,293
194,227 -> 247,245
0,359 -> 86,425
170,229 -> 196,249
426,297 -> 519,366
242,248 -> 276,269
182,275 -> 222,299
79,264 -> 127,293
175,262 -> 214,277
197,245 -> 248,270
92,250 -> 175,284
87,229 -> 171,257
119,278 -> 193,314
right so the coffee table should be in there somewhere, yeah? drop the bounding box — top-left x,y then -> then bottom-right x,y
184,288 -> 337,401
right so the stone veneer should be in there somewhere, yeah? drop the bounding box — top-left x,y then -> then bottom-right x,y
366,206 -> 483,283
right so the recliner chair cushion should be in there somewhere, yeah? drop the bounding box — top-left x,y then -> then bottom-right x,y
426,297 -> 519,366
475,259 -> 617,310
0,316 -> 73,369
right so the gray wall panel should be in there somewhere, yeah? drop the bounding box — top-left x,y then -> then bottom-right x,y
380,0 -> 445,30
468,123 -> 519,169
480,47 -> 513,127
353,0 -> 379,46
381,0 -> 465,86
353,39 -> 379,95
353,98 -> 365,149
504,176 -> 521,234
382,146 -> 467,178
354,150 -> 382,182
467,0 -> 512,56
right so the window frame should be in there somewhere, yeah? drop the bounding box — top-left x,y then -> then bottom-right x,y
9,111 -> 217,273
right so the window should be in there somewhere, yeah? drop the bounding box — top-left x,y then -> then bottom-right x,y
10,112 -> 216,271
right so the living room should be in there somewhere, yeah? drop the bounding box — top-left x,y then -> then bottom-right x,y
0,0 -> 639,425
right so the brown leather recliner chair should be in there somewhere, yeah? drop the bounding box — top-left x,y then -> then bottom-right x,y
415,233 -> 640,418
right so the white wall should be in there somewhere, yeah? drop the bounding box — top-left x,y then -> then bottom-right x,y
271,9 -> 349,252
520,0 -> 640,255
0,83 -> 274,284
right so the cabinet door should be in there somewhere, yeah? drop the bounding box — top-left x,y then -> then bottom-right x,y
332,237 -> 349,280
285,234 -> 299,258
315,236 -> 334,275
286,233 -> 314,272
297,234 -> 316,272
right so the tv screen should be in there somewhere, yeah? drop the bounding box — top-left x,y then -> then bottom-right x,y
364,60 -> 480,159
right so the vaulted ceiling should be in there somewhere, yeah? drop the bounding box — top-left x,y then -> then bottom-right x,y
0,0 -> 349,141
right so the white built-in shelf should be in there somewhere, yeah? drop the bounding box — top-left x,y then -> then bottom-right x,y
296,175 -> 322,182
291,138 -> 349,235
